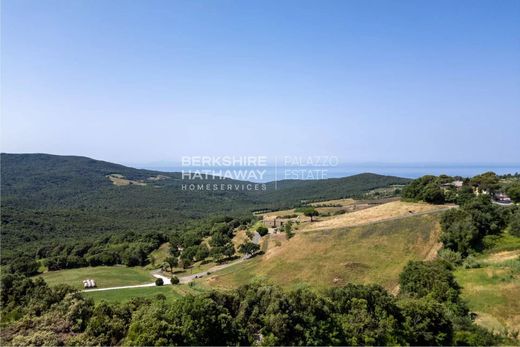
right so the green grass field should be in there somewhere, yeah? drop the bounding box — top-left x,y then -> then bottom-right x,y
455,249 -> 520,332
201,213 -> 442,291
83,283 -> 208,303
83,286 -> 180,303
39,266 -> 154,289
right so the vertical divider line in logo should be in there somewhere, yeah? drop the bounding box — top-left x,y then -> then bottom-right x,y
274,156 -> 278,190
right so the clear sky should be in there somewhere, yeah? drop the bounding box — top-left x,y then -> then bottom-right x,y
1,0 -> 519,165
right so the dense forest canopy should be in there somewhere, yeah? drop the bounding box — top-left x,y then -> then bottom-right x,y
0,262 -> 508,346
0,153 -> 408,263
2,155 -> 519,346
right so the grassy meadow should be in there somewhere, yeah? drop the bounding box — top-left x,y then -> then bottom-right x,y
455,249 -> 520,333
39,266 -> 154,290
148,242 -> 172,268
82,283 -> 207,303
201,212 -> 443,291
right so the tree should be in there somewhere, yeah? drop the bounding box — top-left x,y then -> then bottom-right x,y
164,256 -> 178,273
179,258 -> 192,269
509,209 -> 520,237
195,244 -> 209,261
284,221 -> 294,239
302,208 -> 319,222
256,226 -> 268,236
155,278 -> 164,286
8,256 -> 40,276
210,233 -> 231,247
222,243 -> 235,258
171,276 -> 180,285
506,183 -> 520,203
210,246 -> 225,262
421,183 -> 445,204
464,195 -> 506,235
456,185 -> 475,206
399,261 -> 464,310
470,172 -> 499,194
238,242 -> 260,256
440,209 -> 480,256
398,298 -> 453,345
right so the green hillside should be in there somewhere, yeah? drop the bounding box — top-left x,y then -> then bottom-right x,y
0,153 -> 409,262
202,212 -> 442,291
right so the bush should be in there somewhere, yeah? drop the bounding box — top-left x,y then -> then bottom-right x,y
171,276 -> 180,285
509,209 -> 520,237
155,278 -> 164,286
438,249 -> 463,266
399,260 -> 461,305
256,226 -> 268,237
462,255 -> 481,269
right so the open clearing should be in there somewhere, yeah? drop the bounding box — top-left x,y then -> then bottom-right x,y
201,212 -> 443,291
83,285 -> 182,303
39,266 -> 154,290
149,242 -> 172,267
299,200 -> 453,232
82,283 -> 206,303
455,250 -> 520,332
106,174 -> 147,186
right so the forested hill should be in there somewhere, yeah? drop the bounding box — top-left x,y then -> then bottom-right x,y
1,153 -> 409,210
0,153 -> 409,259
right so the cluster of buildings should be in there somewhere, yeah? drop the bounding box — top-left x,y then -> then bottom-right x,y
442,180 -> 513,205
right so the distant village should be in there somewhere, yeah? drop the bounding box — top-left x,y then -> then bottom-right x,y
441,180 -> 513,205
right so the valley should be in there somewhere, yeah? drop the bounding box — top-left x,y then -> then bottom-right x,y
2,155 -> 520,345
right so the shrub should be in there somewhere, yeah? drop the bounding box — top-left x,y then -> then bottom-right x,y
171,276 -> 180,285
462,255 -> 480,269
256,226 -> 268,236
155,278 -> 164,286
438,249 -> 463,266
509,209 -> 520,237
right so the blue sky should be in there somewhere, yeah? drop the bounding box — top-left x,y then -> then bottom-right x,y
1,0 -> 519,165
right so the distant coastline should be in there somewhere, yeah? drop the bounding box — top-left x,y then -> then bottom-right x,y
136,163 -> 520,183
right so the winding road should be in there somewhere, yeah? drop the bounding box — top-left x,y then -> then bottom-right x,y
83,256 -> 248,292
83,230 -> 261,293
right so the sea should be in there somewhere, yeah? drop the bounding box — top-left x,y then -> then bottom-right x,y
136,163 -> 520,183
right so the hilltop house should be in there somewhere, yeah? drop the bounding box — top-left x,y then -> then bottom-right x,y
441,180 -> 464,190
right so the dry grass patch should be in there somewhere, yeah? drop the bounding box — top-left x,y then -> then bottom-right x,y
301,201 -> 453,232
232,229 -> 250,251
310,198 -> 356,207
483,250 -> 520,264
202,213 -> 443,291
107,174 -> 146,186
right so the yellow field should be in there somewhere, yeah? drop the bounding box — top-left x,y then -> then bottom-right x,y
106,174 -> 146,186
300,200 -> 454,232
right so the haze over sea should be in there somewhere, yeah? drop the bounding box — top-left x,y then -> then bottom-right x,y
137,163 -> 520,183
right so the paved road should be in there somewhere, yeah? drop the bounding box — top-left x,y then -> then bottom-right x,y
251,231 -> 261,244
